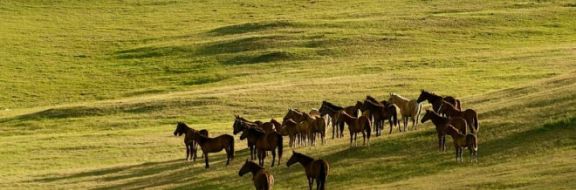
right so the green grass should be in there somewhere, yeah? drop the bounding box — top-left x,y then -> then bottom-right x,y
1,0 -> 575,189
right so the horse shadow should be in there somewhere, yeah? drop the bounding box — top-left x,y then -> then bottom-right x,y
31,147 -> 256,190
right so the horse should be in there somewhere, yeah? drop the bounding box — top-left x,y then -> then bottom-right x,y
388,93 -> 422,131
438,100 -> 479,133
420,110 -> 468,152
233,116 -> 260,160
445,125 -> 478,162
239,160 -> 274,190
319,101 -> 345,139
279,119 -> 300,148
302,112 -> 327,145
191,132 -> 234,169
173,122 -> 209,161
240,128 -> 283,167
416,90 -> 461,112
360,97 -> 400,135
335,110 -> 371,147
234,115 -> 275,134
287,151 -> 329,190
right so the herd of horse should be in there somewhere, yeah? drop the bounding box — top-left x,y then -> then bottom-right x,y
172,90 -> 479,189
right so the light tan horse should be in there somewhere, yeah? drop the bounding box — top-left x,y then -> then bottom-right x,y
388,93 -> 422,131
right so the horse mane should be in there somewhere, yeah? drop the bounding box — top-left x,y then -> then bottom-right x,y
323,101 -> 343,110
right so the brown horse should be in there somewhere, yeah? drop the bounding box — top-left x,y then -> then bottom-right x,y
173,122 -> 208,161
416,90 -> 461,112
233,116 -> 259,160
445,125 -> 478,162
421,110 -> 468,152
239,160 -> 274,190
241,128 -> 283,167
302,112 -> 327,145
191,133 -> 234,169
360,97 -> 400,135
279,119 -> 300,148
287,151 -> 329,190
335,110 -> 371,147
438,100 -> 479,133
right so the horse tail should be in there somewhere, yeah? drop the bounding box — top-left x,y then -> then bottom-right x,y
318,161 -> 328,190
474,113 -> 479,133
364,117 -> 371,139
276,133 -> 283,165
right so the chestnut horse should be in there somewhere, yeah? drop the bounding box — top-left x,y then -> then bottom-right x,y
319,101 -> 358,139
445,125 -> 478,162
287,151 -> 329,190
421,110 -> 467,152
191,132 -> 234,169
302,112 -> 327,145
335,110 -> 371,146
360,97 -> 400,135
241,128 -> 283,167
416,90 -> 462,112
279,119 -> 300,148
239,160 -> 274,190
173,122 -> 208,161
438,100 -> 479,134
388,93 -> 422,131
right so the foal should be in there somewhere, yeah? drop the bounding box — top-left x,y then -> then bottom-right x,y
239,160 -> 274,190
173,122 -> 208,161
287,151 -> 329,190
445,125 -> 478,162
335,110 -> 371,147
191,132 -> 234,169
420,110 -> 467,152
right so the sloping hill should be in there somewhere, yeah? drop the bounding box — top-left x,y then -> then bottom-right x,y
1,0 -> 576,189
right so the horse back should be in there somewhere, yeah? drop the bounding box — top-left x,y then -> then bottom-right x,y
310,159 -> 329,179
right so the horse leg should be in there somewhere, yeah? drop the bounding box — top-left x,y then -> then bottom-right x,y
271,149 -> 276,167
332,120 -> 336,139
185,144 -> 190,161
204,153 -> 209,169
308,178 -> 313,190
349,132 -> 353,147
412,117 -> 417,130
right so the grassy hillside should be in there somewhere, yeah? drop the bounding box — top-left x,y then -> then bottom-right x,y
0,0 -> 575,189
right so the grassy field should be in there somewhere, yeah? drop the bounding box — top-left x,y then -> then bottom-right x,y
1,0 -> 575,189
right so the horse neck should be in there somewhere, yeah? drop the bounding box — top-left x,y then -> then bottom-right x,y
246,162 -> 263,176
430,113 -> 448,127
424,92 -> 442,102
444,103 -> 459,115
294,154 -> 314,167
446,127 -> 464,139
339,112 -> 355,124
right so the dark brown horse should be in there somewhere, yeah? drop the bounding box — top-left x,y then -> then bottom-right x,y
360,97 -> 400,135
416,90 -> 462,112
287,151 -> 329,190
421,110 -> 467,152
233,116 -> 259,160
335,110 -> 371,146
239,160 -> 274,190
438,100 -> 479,133
173,122 -> 208,161
319,101 -> 344,139
445,125 -> 478,162
241,128 -> 283,167
191,132 -> 234,169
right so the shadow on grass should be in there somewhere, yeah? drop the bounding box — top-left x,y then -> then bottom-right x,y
207,21 -> 297,36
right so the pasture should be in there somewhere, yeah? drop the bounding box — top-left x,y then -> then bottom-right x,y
1,0 -> 575,189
